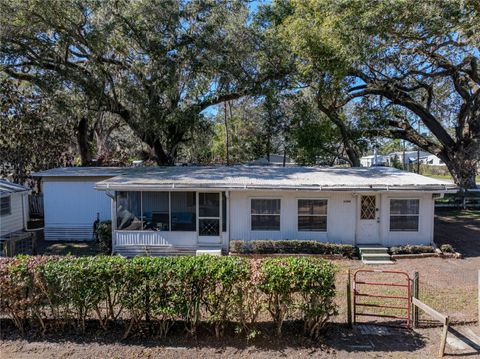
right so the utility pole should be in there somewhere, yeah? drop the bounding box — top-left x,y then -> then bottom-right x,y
417,120 -> 421,174
224,101 -> 230,166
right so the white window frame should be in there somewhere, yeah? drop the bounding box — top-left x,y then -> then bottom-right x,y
389,198 -> 420,232
250,197 -> 281,232
297,198 -> 328,232
0,195 -> 11,216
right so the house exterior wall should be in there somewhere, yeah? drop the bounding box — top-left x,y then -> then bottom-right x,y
229,190 -> 435,247
229,190 -> 357,244
42,177 -> 112,240
379,192 -> 434,246
0,192 -> 28,237
108,188 -> 435,254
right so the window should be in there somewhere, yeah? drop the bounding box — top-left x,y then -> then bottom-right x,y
171,192 -> 196,231
360,195 -> 376,220
251,199 -> 280,231
116,192 -> 142,230
1,196 -> 11,216
142,192 -> 169,231
390,199 -> 419,231
298,199 -> 327,231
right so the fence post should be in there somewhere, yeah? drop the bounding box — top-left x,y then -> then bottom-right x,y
347,269 -> 352,328
478,270 -> 480,327
412,271 -> 419,328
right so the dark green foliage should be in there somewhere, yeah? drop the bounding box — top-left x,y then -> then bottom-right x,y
96,221 -> 112,254
440,244 -> 455,254
230,240 -> 358,258
0,255 -> 337,339
389,245 -> 435,255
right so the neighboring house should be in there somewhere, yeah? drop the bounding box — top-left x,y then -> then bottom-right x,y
360,155 -> 389,167
361,151 -> 444,168
32,167 -> 131,241
93,166 -> 455,256
0,180 -> 31,238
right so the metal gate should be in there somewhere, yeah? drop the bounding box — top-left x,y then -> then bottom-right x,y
353,269 -> 412,327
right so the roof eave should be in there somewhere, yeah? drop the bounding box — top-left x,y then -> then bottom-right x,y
95,183 -> 456,192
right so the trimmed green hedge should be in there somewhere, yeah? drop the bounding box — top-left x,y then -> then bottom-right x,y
0,255 -> 337,339
389,245 -> 435,255
230,240 -> 358,258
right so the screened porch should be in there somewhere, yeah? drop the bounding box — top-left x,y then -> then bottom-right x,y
113,191 -> 227,249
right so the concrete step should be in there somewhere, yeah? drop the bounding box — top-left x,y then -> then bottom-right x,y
196,249 -> 222,256
359,247 -> 389,254
362,253 -> 391,258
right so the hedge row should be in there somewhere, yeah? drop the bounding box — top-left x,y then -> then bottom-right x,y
389,245 -> 435,255
0,255 -> 337,339
230,240 -> 358,258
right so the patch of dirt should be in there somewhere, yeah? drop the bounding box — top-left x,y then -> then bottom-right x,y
2,321 -> 478,358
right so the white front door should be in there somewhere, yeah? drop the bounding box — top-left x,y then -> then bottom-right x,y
197,192 -> 222,245
356,194 -> 381,244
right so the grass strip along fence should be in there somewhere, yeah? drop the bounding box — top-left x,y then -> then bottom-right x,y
0,255 -> 337,340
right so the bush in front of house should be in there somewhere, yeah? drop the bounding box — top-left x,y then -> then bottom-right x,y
440,244 -> 455,253
230,240 -> 358,258
389,245 -> 435,255
0,255 -> 337,339
96,220 -> 112,254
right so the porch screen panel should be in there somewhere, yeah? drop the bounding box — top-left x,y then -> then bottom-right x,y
116,192 -> 142,230
390,199 -> 419,231
142,192 -> 169,231
222,192 -> 227,232
251,199 -> 280,231
171,192 -> 196,231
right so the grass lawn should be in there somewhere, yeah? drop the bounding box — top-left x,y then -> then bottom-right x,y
424,173 -> 480,182
436,209 -> 480,219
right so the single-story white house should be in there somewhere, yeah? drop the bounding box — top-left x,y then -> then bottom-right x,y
92,166 -> 456,256
33,166 -> 456,255
0,180 -> 31,238
32,167 -> 131,241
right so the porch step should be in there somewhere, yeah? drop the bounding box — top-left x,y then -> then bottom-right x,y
196,249 -> 222,256
358,245 -> 393,265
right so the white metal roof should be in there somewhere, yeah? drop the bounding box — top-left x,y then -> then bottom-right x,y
32,167 -> 134,178
0,179 -> 30,196
95,166 -> 456,192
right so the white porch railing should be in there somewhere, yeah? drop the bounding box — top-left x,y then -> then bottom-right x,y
114,231 -> 171,246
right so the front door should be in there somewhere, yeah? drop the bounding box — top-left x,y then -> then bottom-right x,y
356,194 -> 380,244
197,192 -> 222,244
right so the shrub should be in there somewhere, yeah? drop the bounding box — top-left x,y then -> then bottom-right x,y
258,257 -> 337,337
96,221 -> 112,254
0,255 -> 337,340
230,240 -> 357,258
440,244 -> 455,253
389,245 -> 435,255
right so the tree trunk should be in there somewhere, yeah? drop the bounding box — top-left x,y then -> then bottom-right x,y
76,117 -> 92,166
152,139 -> 175,166
440,145 -> 478,190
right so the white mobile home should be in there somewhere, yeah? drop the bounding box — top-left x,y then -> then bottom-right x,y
33,167 -> 132,241
90,166 -> 455,256
0,180 -> 30,238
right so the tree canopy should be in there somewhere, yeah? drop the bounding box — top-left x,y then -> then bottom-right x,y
279,0 -> 480,188
0,0 -> 290,164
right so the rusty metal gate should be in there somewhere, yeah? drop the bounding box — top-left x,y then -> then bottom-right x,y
353,269 -> 412,327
